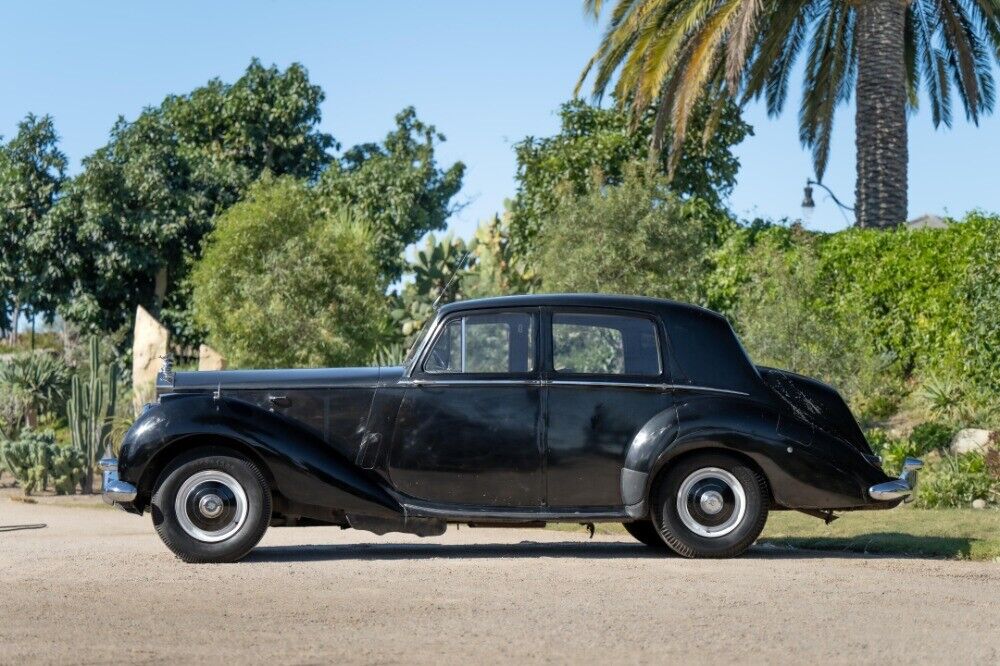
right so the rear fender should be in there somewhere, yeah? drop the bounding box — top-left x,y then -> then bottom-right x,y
620,395 -> 884,518
119,393 -> 402,518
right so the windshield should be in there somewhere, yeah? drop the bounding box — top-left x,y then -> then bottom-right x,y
402,318 -> 434,369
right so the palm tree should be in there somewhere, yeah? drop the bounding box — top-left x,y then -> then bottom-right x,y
578,0 -> 1000,228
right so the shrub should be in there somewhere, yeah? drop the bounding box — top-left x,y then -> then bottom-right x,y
916,452 -> 998,508
909,422 -> 955,454
191,177 -> 391,368
715,213 -> 1000,426
723,227 -> 900,421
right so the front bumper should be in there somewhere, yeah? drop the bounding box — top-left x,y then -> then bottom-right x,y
100,458 -> 138,504
869,457 -> 922,502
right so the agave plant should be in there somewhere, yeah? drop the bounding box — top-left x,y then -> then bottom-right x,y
0,351 -> 69,428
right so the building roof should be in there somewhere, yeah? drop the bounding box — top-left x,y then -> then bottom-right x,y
906,214 -> 948,229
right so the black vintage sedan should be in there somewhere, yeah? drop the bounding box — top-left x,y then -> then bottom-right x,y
102,294 -> 920,562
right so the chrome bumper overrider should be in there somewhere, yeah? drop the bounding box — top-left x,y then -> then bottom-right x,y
869,457 -> 922,502
100,458 -> 137,504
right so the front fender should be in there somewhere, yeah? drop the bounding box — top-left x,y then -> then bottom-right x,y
620,395 -> 890,517
119,393 -> 402,518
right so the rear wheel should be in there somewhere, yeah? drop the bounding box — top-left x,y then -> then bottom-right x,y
622,520 -> 669,549
151,448 -> 271,563
651,452 -> 769,558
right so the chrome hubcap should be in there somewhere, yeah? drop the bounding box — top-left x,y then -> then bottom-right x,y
199,494 -> 224,519
699,490 -> 725,515
175,470 -> 248,543
676,467 -> 746,538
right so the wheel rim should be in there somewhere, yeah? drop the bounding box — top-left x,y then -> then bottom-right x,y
675,467 -> 746,538
174,470 -> 248,543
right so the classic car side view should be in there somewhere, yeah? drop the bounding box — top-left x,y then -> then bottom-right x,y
102,294 -> 921,562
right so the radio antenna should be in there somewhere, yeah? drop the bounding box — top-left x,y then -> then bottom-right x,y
431,250 -> 471,310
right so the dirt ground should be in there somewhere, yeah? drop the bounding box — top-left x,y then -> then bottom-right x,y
1,500 -> 998,665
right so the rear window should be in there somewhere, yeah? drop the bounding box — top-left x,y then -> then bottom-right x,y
552,313 -> 661,376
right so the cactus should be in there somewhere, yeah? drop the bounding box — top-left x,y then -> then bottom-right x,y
0,430 -> 54,495
50,446 -> 86,495
67,337 -> 118,493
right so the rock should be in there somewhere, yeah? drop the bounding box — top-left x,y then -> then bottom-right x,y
950,429 -> 994,455
132,305 -> 169,413
198,344 -> 227,371
972,499 -> 987,510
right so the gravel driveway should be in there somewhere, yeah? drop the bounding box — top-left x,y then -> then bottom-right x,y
1,500 -> 997,664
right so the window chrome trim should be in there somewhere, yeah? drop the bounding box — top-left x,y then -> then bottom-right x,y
401,378 -> 541,387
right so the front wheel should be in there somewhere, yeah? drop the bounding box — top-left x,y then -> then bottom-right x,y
151,448 -> 271,563
651,453 -> 769,558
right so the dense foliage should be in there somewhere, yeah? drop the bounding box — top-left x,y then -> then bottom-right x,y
36,60 -> 335,339
0,115 -> 67,341
191,177 -> 390,368
317,107 -> 465,281
18,60 -> 463,347
510,99 -> 749,247
531,174 -> 727,303
709,215 -> 1000,423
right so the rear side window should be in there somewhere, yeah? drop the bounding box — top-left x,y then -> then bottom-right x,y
424,312 -> 535,374
552,312 -> 661,376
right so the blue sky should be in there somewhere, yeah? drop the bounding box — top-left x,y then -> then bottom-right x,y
2,1 -> 997,238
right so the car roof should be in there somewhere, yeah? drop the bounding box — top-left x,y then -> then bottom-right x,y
438,293 -> 719,319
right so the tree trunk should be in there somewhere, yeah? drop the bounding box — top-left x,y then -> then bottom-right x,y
9,299 -> 19,346
854,0 -> 908,228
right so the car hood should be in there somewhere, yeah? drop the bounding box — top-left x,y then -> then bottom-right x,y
756,366 -> 872,454
169,366 -> 386,392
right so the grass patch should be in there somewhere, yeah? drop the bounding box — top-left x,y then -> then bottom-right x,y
550,507 -> 1000,561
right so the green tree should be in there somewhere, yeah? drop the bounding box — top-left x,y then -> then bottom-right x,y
41,60 -> 335,338
317,107 -> 465,281
0,114 -> 67,342
579,0 -> 1000,229
511,99 -> 748,246
191,177 -> 389,368
532,174 -> 729,303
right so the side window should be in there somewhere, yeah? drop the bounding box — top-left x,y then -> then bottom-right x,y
424,312 -> 535,374
552,312 -> 661,376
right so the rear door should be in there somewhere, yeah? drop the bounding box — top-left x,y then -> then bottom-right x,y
543,308 -> 675,507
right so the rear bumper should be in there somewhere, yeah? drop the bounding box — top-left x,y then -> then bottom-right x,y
100,458 -> 138,504
869,457 -> 922,502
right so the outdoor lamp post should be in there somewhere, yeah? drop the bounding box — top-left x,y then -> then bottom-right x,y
801,178 -> 854,224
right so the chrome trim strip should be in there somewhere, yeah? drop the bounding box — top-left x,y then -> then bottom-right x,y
549,380 -> 665,390
398,378 -> 749,396
402,378 -> 541,387
664,384 -> 750,397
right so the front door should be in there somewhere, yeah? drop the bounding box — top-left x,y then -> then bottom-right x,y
388,309 -> 544,507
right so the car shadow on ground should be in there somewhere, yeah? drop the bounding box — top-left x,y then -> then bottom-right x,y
758,533 -> 976,559
245,539 -> 892,563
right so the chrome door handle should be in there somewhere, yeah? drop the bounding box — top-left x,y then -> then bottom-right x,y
268,395 -> 290,407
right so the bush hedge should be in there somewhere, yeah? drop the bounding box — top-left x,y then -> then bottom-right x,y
709,213 -> 1000,424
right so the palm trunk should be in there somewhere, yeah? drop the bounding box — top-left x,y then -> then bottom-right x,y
854,0 -> 908,228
